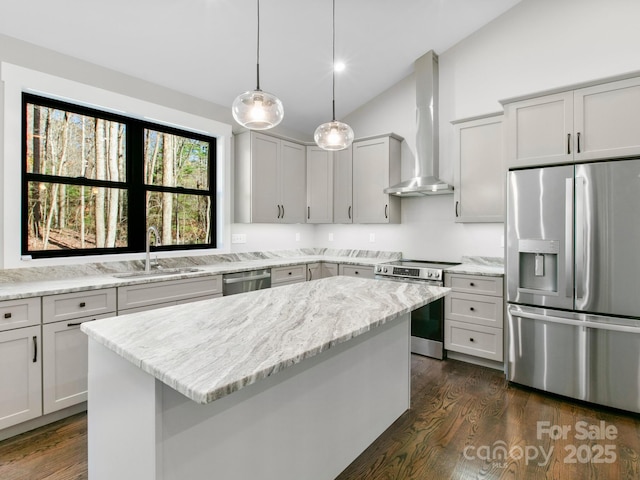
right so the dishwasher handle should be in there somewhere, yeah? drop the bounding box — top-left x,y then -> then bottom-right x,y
223,272 -> 272,285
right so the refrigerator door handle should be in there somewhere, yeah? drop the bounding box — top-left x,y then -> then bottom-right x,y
508,306 -> 640,334
565,178 -> 574,298
575,177 -> 586,300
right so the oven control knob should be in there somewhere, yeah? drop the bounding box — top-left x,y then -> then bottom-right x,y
383,267 -> 388,273
427,271 -> 433,278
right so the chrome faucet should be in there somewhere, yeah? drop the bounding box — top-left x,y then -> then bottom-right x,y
145,226 -> 160,273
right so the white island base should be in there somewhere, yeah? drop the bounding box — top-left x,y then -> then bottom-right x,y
87,314 -> 410,480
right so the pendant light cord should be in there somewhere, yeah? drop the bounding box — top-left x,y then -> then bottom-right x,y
256,0 -> 261,91
331,0 -> 336,121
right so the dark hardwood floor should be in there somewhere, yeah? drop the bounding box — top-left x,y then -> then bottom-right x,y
2,355 -> 639,480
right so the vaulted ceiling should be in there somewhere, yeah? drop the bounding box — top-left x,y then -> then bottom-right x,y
0,0 -> 522,135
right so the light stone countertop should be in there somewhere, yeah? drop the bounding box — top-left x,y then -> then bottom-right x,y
82,276 -> 449,405
445,256 -> 504,277
0,248 -> 400,301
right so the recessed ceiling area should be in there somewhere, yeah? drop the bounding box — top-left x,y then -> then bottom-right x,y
0,0 -> 522,136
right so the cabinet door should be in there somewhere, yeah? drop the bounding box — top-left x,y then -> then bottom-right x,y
321,262 -> 339,278
0,297 -> 41,333
250,133 -> 280,222
453,114 -> 504,223
333,146 -> 353,223
339,264 -> 374,279
117,276 -> 222,311
279,140 -> 306,223
306,147 -> 333,223
42,314 -> 111,414
574,77 -> 640,161
307,263 -> 322,281
352,137 -> 392,223
505,92 -> 573,168
0,326 -> 42,430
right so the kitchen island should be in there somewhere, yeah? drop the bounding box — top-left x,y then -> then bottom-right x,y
82,276 -> 449,480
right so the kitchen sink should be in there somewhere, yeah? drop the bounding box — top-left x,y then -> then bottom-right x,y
113,267 -> 203,279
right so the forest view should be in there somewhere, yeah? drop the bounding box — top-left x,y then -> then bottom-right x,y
25,101 -> 212,252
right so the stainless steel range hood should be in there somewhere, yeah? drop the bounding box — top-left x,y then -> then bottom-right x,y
384,51 -> 453,196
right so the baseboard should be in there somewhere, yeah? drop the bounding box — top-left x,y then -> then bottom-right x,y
446,351 -> 505,371
0,402 -> 87,442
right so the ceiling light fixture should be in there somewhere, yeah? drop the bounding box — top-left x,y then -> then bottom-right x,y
314,0 -> 354,151
232,0 -> 283,130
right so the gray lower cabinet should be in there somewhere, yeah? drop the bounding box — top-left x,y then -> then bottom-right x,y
339,264 -> 375,279
444,273 -> 504,362
42,289 -> 117,415
117,276 -> 222,314
306,262 -> 339,281
0,302 -> 41,430
452,113 -> 504,223
271,265 -> 307,287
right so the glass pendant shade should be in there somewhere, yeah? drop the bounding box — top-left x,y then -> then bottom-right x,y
232,89 -> 284,130
314,120 -> 354,151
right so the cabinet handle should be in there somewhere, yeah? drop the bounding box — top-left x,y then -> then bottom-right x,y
455,201 -> 460,217
4,312 -> 11,319
79,302 -> 86,308
469,282 -> 475,287
384,204 -> 388,219
348,206 -> 352,220
67,322 -> 82,327
577,132 -> 581,153
470,307 -> 475,311
33,336 -> 38,363
281,205 -> 285,218
288,271 -> 292,276
277,205 -> 281,219
469,338 -> 475,343
308,206 -> 310,220
567,133 -> 571,155
355,271 -> 359,275
308,268 -> 312,280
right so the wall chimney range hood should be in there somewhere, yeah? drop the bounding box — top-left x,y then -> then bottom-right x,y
384,50 -> 453,196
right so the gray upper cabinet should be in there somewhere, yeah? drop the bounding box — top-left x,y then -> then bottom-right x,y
333,145 -> 353,224
504,76 -> 640,168
306,146 -> 333,224
452,113 -> 504,223
352,134 -> 401,224
235,131 -> 306,223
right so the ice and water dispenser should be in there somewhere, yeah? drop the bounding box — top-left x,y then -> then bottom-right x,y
518,239 -> 560,294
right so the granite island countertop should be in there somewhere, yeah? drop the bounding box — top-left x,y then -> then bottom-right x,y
82,276 -> 449,404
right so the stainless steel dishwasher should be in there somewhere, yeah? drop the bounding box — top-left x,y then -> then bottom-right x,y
222,269 -> 271,296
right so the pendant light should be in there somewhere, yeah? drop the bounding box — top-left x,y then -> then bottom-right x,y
314,0 -> 354,151
232,0 -> 284,130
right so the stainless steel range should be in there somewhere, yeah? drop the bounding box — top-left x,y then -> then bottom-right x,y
375,260 -> 460,359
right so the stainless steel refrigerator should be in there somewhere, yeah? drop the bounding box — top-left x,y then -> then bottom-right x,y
506,158 -> 640,413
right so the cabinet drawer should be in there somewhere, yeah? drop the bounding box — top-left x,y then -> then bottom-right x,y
271,265 -> 306,285
445,320 -> 503,362
339,264 -> 375,279
43,288 -> 116,324
0,297 -> 41,332
445,292 -> 503,328
446,274 -> 503,296
118,276 -> 222,311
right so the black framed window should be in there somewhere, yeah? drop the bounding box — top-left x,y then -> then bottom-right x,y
22,93 -> 216,258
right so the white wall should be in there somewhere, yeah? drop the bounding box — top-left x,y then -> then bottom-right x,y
318,0 -> 640,261
3,0 -> 640,266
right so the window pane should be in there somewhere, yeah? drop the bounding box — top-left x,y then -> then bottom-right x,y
144,130 -> 209,190
146,192 -> 211,245
25,103 -> 126,182
27,181 -> 128,251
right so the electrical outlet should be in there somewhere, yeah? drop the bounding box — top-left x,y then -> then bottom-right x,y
231,233 -> 247,244
295,232 -> 300,242
369,233 -> 375,242
328,233 -> 334,242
